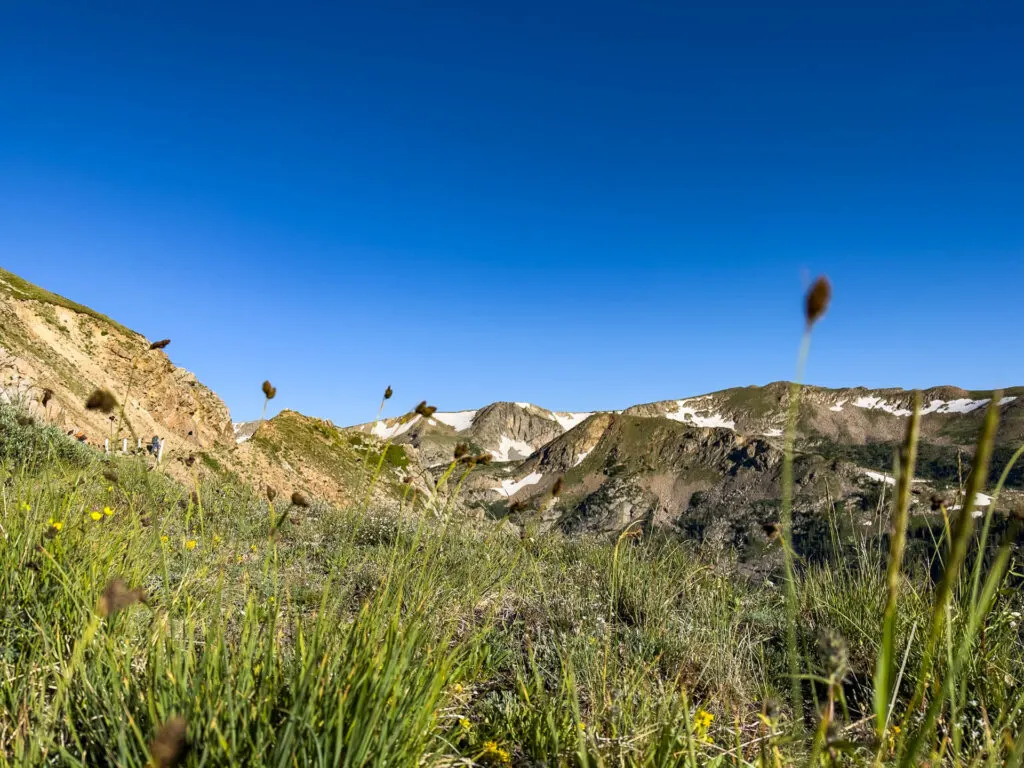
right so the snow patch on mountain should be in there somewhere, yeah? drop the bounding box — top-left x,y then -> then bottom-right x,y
666,399 -> 736,430
372,416 -> 419,440
490,435 -> 536,462
554,412 -> 592,431
572,449 -> 591,467
853,397 -> 912,417
921,398 -> 988,414
433,410 -> 477,431
494,471 -> 543,497
830,401 -> 845,412
862,469 -> 896,486
854,395 -> 1016,418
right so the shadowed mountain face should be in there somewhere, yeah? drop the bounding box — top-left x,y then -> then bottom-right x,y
3,267 -> 1021,554
349,386 -> 1023,555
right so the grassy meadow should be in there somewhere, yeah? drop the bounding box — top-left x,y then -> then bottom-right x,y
1,282 -> 1023,766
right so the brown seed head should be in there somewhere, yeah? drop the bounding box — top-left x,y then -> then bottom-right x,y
291,491 -> 310,508
804,276 -> 832,327
85,388 -> 118,413
762,522 -> 782,540
266,485 -> 277,502
454,442 -> 469,459
262,380 -> 277,399
384,385 -> 393,400
149,339 -> 171,351
149,716 -> 189,768
402,475 -> 414,485
98,578 -> 147,618
472,453 -> 493,466
414,400 -> 437,418
41,388 -> 53,407
551,477 -> 564,498
183,455 -> 196,468
929,493 -> 945,512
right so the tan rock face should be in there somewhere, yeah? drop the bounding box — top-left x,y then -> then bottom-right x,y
0,269 -> 407,508
0,283 -> 232,463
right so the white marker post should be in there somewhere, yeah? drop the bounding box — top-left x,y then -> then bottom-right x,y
104,439 -> 110,454
122,438 -> 128,453
157,438 -> 165,464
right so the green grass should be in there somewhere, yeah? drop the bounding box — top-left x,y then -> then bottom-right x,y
0,267 -> 133,335
1,402 -> 1022,766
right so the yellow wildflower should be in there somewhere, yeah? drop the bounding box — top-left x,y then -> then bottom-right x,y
453,683 -> 463,693
90,510 -> 103,521
578,722 -> 586,731
160,535 -> 169,545
213,534 -> 222,545
48,519 -> 63,531
185,539 -> 197,550
250,544 -> 257,553
480,740 -> 511,764
103,506 -> 113,517
459,717 -> 471,731
106,485 -> 113,492
693,708 -> 714,744
19,501 -> 31,512
887,724 -> 902,753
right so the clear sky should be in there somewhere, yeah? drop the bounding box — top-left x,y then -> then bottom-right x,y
1,1 -> 1022,425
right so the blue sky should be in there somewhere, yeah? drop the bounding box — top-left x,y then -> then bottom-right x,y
1,1 -> 1022,425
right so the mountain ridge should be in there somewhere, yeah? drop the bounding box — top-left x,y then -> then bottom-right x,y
2,266 -> 1020,551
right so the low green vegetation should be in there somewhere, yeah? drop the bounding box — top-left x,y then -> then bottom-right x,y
0,267 -> 131,334
1,401 -> 1022,766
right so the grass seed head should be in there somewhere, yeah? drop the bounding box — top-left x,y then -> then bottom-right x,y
291,491 -> 310,508
472,453 -> 493,466
804,276 -> 831,327
384,385 -> 393,400
262,380 -> 277,399
762,522 -> 782,540
149,339 -> 171,350
85,388 -> 118,413
266,485 -> 277,502
454,442 -> 469,459
414,400 -> 437,418
41,387 -> 53,407
98,578 -> 147,617
149,716 -> 189,768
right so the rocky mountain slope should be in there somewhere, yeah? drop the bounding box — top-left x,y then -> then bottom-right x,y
3,266 -> 1020,556
347,387 -> 1023,556
0,268 -> 407,507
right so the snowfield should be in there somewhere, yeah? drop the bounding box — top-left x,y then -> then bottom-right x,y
666,399 -> 736,430
371,416 -> 420,440
853,395 -> 1017,417
432,410 -> 477,431
553,412 -> 593,431
493,471 -> 543,497
490,435 -> 536,462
